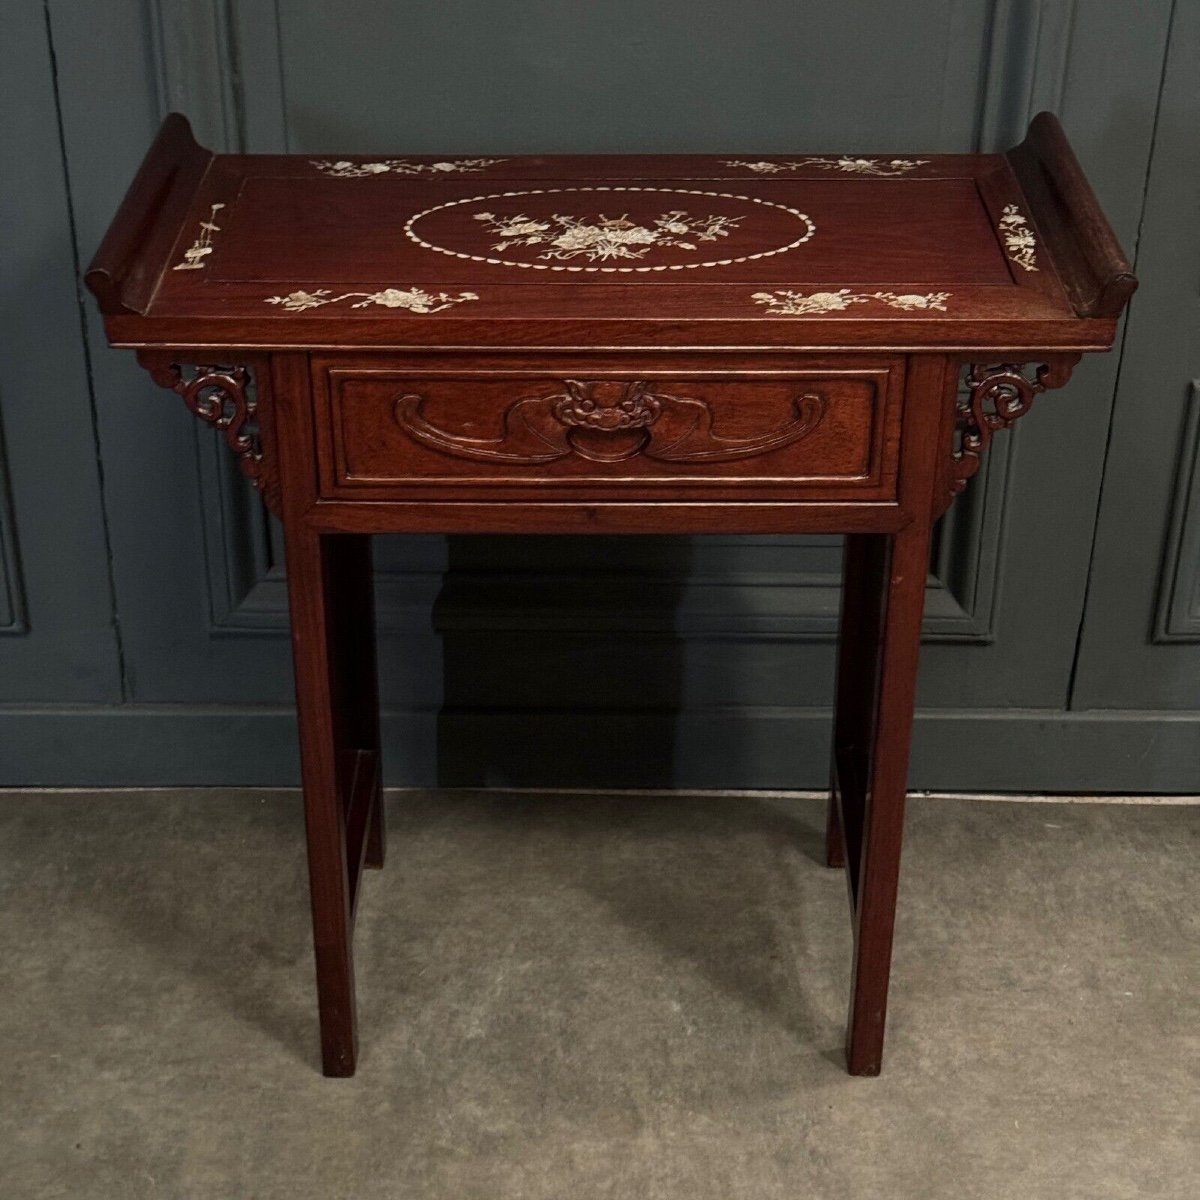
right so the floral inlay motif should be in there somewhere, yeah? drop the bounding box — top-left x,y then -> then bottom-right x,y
264,287 -> 479,314
311,158 -> 505,178
751,289 -> 951,315
998,204 -> 1039,272
470,208 -> 742,264
724,158 -> 929,176
173,203 -> 225,270
405,187 -> 816,274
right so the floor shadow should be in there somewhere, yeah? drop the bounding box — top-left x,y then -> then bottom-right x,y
368,789 -> 841,1053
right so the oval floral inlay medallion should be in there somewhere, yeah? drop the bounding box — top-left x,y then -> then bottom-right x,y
404,187 -> 816,274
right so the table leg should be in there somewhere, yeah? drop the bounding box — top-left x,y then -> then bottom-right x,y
829,524 -> 931,1075
829,534 -> 889,873
284,526 -> 383,1077
824,794 -> 846,869
328,535 -> 385,870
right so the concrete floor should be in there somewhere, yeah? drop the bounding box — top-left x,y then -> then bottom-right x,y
0,790 -> 1195,1200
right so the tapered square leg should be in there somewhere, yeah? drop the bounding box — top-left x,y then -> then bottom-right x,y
284,527 -> 383,1077
829,525 -> 931,1076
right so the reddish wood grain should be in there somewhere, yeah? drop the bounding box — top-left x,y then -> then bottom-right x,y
85,114 -> 212,316
313,355 -> 905,504
87,112 -> 1129,352
1007,112 -> 1138,319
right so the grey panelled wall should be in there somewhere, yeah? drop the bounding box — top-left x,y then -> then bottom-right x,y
0,5 -> 123,705
1070,5 -> 1200,714
0,0 -> 1196,790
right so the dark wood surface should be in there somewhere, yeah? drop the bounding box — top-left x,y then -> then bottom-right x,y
88,113 -> 1132,351
85,113 -> 1135,1078
313,354 -> 905,503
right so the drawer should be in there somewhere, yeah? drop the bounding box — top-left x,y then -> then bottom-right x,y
312,356 -> 904,503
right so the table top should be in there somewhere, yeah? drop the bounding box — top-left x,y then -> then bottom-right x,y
87,113 -> 1134,353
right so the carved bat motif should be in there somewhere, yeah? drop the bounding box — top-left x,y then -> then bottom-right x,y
394,380 -> 826,465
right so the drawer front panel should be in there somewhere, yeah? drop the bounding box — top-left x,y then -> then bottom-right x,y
313,357 -> 904,502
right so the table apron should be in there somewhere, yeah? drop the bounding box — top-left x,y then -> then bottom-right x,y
301,498 -> 912,535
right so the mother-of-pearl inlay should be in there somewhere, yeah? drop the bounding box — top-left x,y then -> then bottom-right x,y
752,289 -> 951,315
998,203 -> 1040,272
724,157 -> 929,176
404,187 -> 816,274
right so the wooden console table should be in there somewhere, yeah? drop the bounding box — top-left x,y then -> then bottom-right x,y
87,113 -> 1135,1076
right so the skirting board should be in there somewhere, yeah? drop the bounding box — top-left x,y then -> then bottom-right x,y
0,706 -> 1197,793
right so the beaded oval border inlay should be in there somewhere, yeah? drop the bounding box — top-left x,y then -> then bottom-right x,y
403,187 -> 817,274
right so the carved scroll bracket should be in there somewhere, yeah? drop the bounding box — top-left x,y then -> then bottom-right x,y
138,354 -> 281,514
949,356 -> 1080,498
